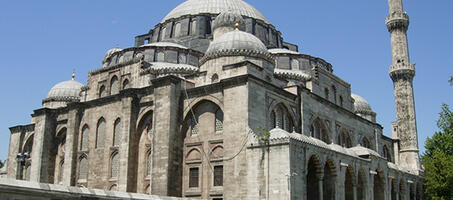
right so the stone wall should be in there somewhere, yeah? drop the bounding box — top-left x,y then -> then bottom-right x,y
0,178 -> 192,200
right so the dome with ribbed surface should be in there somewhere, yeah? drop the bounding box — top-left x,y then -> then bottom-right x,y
162,0 -> 268,24
103,47 -> 122,64
46,80 -> 83,100
212,11 -> 245,31
351,94 -> 373,113
201,30 -> 272,64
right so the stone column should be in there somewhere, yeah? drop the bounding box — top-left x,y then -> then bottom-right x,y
318,173 -> 324,200
118,94 -> 139,192
7,127 -> 23,179
353,183 -> 357,200
150,76 -> 182,196
62,107 -> 83,186
29,109 -> 56,183
370,173 -> 375,200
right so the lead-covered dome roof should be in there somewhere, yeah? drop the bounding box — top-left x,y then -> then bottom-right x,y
212,11 -> 246,31
103,47 -> 122,64
46,80 -> 83,100
201,30 -> 273,64
162,0 -> 268,24
351,94 -> 373,114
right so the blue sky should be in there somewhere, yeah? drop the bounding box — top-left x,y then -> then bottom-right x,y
0,0 -> 451,161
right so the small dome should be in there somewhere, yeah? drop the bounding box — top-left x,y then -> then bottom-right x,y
201,30 -> 272,64
351,94 -> 373,114
162,0 -> 268,24
103,47 -> 122,64
212,11 -> 245,31
46,80 -> 83,100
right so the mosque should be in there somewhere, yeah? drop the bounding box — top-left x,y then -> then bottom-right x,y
1,0 -> 424,199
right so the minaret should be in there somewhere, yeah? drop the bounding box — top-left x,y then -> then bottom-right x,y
386,0 -> 420,172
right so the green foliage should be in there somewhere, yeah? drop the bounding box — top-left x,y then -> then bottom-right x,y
257,126 -> 271,144
422,103 -> 453,200
0,160 -> 3,169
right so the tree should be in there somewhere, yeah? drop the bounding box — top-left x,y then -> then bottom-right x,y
422,78 -> 453,200
0,160 -> 3,169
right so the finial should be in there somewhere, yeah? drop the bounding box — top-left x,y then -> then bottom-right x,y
72,69 -> 75,80
235,23 -> 239,30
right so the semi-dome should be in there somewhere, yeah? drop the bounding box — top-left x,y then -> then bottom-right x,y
351,94 -> 373,113
46,80 -> 84,100
103,47 -> 122,64
201,30 -> 272,64
162,0 -> 268,24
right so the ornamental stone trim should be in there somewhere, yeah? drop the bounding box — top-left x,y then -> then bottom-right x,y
199,49 -> 274,65
386,11 -> 410,32
42,96 -> 81,104
274,68 -> 312,81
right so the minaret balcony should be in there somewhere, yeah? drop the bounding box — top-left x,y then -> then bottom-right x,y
389,63 -> 415,81
386,12 -> 409,32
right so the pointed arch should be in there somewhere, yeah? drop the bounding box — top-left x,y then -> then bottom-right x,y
122,79 -> 130,90
135,110 -> 153,193
113,118 -> 121,146
357,168 -> 366,200
78,155 -> 88,181
383,145 -> 393,162
96,117 -> 106,148
270,103 -> 295,132
307,155 -> 322,200
374,169 -> 386,200
323,159 -> 336,200
361,136 -> 372,150
310,118 -> 330,144
391,178 -> 398,200
210,145 -> 224,160
182,100 -> 223,137
110,76 -> 120,95
186,148 -> 202,161
110,151 -> 119,178
99,85 -> 107,98
345,165 -> 354,200
338,129 -> 352,148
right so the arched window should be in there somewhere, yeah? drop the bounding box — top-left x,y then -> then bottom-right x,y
270,111 -> 276,129
291,58 -> 299,70
99,85 -> 107,98
310,118 -> 330,144
211,74 -> 219,83
110,76 -> 119,95
324,88 -> 329,101
96,118 -> 106,148
174,23 -> 181,37
78,156 -> 88,181
80,125 -> 89,151
383,145 -> 392,162
361,137 -> 372,149
338,131 -> 352,148
113,118 -> 121,146
191,20 -> 198,35
110,152 -> 119,178
339,96 -> 344,107
271,104 -> 294,132
215,109 -> 223,132
161,27 -> 167,40
122,79 -> 130,90
332,86 -> 337,104
156,51 -> 165,62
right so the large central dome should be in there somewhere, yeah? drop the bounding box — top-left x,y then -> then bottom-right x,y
162,0 -> 269,24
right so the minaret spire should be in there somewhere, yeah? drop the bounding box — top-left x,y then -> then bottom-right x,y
386,0 -> 420,173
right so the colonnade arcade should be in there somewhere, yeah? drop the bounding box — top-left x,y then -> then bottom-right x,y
305,155 -> 422,200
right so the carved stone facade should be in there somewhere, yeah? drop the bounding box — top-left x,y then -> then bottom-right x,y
4,0 -> 423,200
